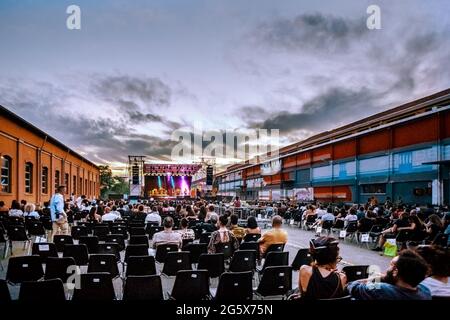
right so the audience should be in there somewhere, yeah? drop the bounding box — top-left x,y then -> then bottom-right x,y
177,217 -> 195,240
416,246 -> 450,297
152,216 -> 182,249
207,214 -> 239,254
258,215 -> 288,256
347,249 -> 431,300
246,216 -> 261,235
299,237 -> 347,300
23,203 -> 40,219
145,206 -> 162,226
8,200 -> 24,217
229,213 -> 245,240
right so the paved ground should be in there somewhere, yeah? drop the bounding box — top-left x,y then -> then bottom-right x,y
0,223 -> 391,300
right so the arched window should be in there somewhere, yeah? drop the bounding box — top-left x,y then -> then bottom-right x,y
42,166 -> 49,194
1,155 -> 12,193
55,170 -> 60,191
25,162 -> 33,193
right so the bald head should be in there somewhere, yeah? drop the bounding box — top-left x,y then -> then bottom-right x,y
271,215 -> 283,227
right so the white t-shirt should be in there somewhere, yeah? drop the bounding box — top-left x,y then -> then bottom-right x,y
9,209 -> 24,217
420,277 -> 450,297
145,212 -> 162,226
101,213 -> 118,222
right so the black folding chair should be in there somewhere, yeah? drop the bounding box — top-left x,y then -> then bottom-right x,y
7,225 -> 31,255
187,243 -> 207,264
182,238 -> 194,250
105,234 -> 126,251
78,236 -> 99,254
129,235 -> 149,247
88,254 -> 120,279
31,242 -> 58,263
342,265 -> 370,282
199,232 -> 212,244
148,226 -> 164,238
97,243 -> 120,261
197,253 -> 225,278
169,270 -> 210,300
239,241 -> 260,261
258,251 -> 289,275
71,225 -> 88,240
155,243 -> 179,263
243,233 -> 261,242
72,272 -> 116,301
53,235 -> 74,253
44,257 -> 77,282
123,275 -> 164,301
26,220 -> 46,239
229,250 -> 256,273
19,278 -> 66,301
214,242 -> 234,261
110,226 -> 128,240
291,248 -> 312,270
63,244 -> 89,266
161,251 -> 191,276
129,227 -> 146,236
256,266 -> 292,299
93,225 -> 110,241
215,271 -> 253,301
125,255 -> 157,277
6,255 -> 44,284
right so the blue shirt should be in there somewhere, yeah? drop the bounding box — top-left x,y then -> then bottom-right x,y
347,281 -> 431,300
50,193 -> 64,222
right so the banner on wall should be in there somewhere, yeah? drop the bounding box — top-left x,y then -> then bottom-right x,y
294,188 -> 314,201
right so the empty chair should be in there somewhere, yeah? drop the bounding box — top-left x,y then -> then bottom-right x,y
53,235 -> 74,252
182,238 -> 194,250
105,234 -> 126,251
342,265 -> 370,282
44,257 -> 77,282
0,279 -> 11,301
25,220 -> 46,238
162,251 -> 191,276
238,241 -> 260,260
125,255 -> 157,277
6,255 -> 44,284
169,270 -> 210,300
110,226 -> 128,240
72,272 -> 116,301
186,243 -> 207,264
31,242 -> 58,262
97,243 -> 120,261
259,251 -> 289,274
256,266 -> 292,299
154,243 -> 179,263
123,275 -> 164,301
322,220 -> 334,234
215,271 -> 253,301
344,222 -> 358,242
291,248 -> 313,270
88,254 -> 120,279
229,250 -> 256,273
78,236 -> 99,254
197,253 -> 225,278
243,233 -> 261,242
332,219 -> 345,233
71,225 -> 88,240
129,235 -> 149,247
124,244 -> 149,264
199,232 -> 212,244
129,227 -> 146,236
6,225 -> 30,252
63,244 -> 89,265
19,278 -> 66,301
93,225 -> 110,241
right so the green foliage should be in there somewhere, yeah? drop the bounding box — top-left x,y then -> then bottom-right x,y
99,165 -> 129,199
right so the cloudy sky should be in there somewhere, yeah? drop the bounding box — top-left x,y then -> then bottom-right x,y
0,0 -> 449,174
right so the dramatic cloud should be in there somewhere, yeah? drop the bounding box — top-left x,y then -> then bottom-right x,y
253,13 -> 368,53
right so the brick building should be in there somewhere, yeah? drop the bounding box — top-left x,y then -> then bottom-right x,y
0,105 -> 100,206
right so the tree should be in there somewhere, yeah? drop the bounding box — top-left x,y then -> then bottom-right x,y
99,165 -> 130,199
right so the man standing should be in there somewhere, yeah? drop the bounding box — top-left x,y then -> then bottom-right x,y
50,185 -> 69,241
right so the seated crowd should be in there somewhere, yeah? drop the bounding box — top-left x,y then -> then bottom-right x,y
0,193 -> 449,301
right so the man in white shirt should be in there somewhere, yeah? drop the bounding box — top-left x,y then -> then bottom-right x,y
206,205 -> 219,222
152,216 -> 182,249
145,206 -> 162,226
102,206 -> 119,222
110,205 -> 121,218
